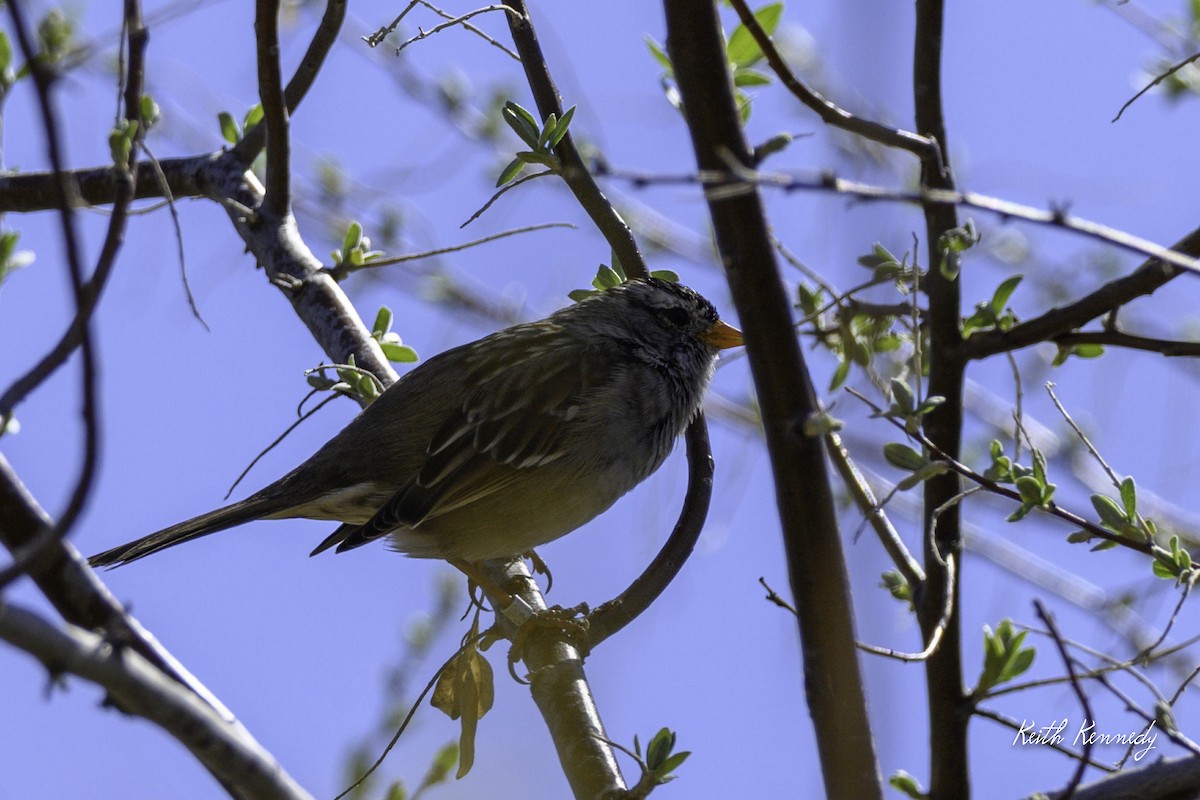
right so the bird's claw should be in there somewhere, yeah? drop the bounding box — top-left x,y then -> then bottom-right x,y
506,603 -> 591,683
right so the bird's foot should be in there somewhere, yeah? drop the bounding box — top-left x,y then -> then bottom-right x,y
506,603 -> 591,683
523,549 -> 553,594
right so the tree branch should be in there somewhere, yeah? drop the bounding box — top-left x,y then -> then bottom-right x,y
255,0 -> 290,216
584,415 -> 714,649
501,0 -> 645,277
726,0 -> 939,163
663,1 -> 882,796
1054,330 -> 1200,358
233,0 -> 346,164
912,1 -> 969,796
0,603 -> 312,800
966,226 -> 1200,360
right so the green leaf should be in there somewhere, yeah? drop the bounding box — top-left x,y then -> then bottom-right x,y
881,571 -> 912,604
1120,476 -> 1137,519
659,750 -> 691,775
888,770 -> 926,800
139,93 -> 161,129
243,103 -> 264,131
989,275 -> 1023,314
1072,343 -> 1105,359
884,443 -> 927,472
342,221 -> 363,257
502,101 -> 541,148
538,112 -> 558,149
1153,559 -> 1178,580
1066,530 -> 1093,544
0,31 -> 11,75
644,35 -> 673,72
896,461 -> 950,491
593,265 -> 623,290
1015,475 -> 1044,505
726,2 -> 784,69
646,728 -> 675,770
549,105 -> 575,148
889,378 -> 915,413
381,343 -> 419,363
733,68 -> 772,87
372,306 -> 392,337
568,288 -> 598,303
1006,503 -> 1034,523
650,269 -> 680,283
1091,494 -> 1128,531
829,358 -> 850,391
754,132 -> 794,164
496,157 -> 524,187
218,111 -> 239,144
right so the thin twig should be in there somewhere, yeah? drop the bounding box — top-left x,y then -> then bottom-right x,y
225,392 -> 341,499
726,0 -> 938,163
858,556 -> 954,663
234,0 -> 347,164
1035,600 -> 1093,798
393,4 -> 520,61
334,628 -> 486,800
825,429 -> 924,588
142,141 -> 208,330
845,387 -> 1155,555
1113,50 -> 1200,122
598,164 -> 1200,275
973,707 -> 1116,772
327,222 -> 574,279
459,169 -> 553,228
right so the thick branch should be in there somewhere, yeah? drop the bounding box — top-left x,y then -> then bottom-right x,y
663,1 -> 881,796
1054,330 -> 1200,358
255,0 -> 290,215
967,225 -> 1200,360
0,156 -> 207,211
484,560 -> 625,799
913,1 -> 969,796
727,0 -> 939,162
1042,755 -> 1200,800
585,417 -> 714,649
501,0 -> 645,277
0,603 -> 312,800
233,0 -> 346,163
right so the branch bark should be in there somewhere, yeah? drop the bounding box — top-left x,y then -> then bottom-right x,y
0,603 -> 312,800
913,1 -> 969,797
662,2 -> 881,796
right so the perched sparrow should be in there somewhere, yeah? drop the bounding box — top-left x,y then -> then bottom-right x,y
90,278 -> 742,571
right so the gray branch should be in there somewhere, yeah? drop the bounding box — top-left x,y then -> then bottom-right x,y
0,603 -> 312,800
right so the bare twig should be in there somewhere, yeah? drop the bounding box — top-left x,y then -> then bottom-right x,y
598,165 -> 1200,276
0,603 -> 312,800
234,0 -> 347,164
327,222 -> 574,279
726,0 -> 939,164
391,3 -> 520,61
1113,50 -> 1200,122
846,387 -> 1155,555
1035,600 -> 1094,798
255,0 -> 290,216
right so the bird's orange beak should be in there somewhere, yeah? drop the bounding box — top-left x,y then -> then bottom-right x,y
702,320 -> 744,350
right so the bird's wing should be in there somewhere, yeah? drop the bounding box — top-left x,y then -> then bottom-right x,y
328,328 -> 620,554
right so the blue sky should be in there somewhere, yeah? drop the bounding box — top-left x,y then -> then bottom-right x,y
2,1 -> 1200,797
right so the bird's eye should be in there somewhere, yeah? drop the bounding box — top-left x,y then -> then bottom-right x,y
660,306 -> 690,327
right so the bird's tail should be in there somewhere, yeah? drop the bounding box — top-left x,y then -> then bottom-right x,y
89,495 -> 287,568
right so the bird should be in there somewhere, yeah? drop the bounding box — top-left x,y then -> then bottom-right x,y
89,278 -> 742,574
